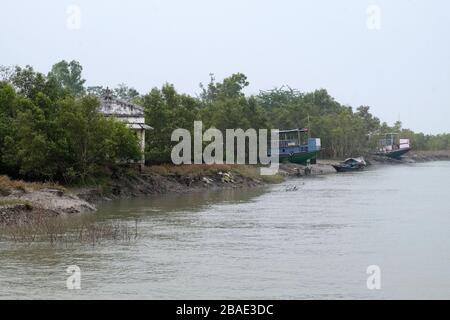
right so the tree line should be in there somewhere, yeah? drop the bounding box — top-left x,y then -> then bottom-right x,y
0,61 -> 448,184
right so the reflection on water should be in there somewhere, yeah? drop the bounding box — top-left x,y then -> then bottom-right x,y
97,187 -> 269,219
1,162 -> 450,299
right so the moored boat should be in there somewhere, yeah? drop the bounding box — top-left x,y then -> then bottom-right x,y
332,157 -> 367,172
373,133 -> 411,159
278,128 -> 321,165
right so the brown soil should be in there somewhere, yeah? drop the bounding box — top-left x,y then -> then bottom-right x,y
74,169 -> 267,203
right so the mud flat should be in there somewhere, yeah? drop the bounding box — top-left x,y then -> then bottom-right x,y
0,188 -> 96,226
405,150 -> 450,162
278,160 -> 336,177
74,165 -> 280,203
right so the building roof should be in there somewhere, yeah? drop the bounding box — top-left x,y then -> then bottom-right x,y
279,128 -> 309,134
97,89 -> 153,130
129,123 -> 153,130
98,89 -> 145,118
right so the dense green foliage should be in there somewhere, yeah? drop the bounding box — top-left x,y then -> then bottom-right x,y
0,60 -> 449,184
143,74 -> 269,163
143,84 -> 201,163
0,63 -> 141,184
49,60 -> 86,96
144,74 -> 448,161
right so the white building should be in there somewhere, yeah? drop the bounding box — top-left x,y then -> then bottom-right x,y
98,89 -> 152,165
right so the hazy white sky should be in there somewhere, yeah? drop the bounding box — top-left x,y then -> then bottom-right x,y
1,0 -> 449,133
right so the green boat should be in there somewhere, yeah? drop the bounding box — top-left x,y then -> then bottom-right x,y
278,128 -> 321,165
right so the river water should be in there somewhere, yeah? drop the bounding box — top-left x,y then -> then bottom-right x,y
1,162 -> 450,299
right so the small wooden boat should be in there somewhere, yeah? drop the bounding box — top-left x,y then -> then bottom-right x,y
278,128 -> 321,165
332,157 -> 367,172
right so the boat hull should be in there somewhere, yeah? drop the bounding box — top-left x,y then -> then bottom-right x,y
332,165 -> 365,173
375,147 -> 411,159
280,150 -> 320,165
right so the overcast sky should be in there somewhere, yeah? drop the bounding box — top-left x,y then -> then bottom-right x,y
1,0 -> 449,134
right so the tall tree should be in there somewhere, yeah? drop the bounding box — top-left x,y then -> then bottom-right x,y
143,84 -> 201,163
48,60 -> 86,96
114,83 -> 140,102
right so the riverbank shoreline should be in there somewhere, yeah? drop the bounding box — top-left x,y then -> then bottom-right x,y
0,165 -> 280,225
0,176 -> 96,226
404,150 -> 450,162
74,164 -> 280,203
1,150 -> 449,226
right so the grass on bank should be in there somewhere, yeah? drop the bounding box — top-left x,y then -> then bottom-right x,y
143,164 -> 284,184
0,175 -> 65,195
0,215 -> 139,245
0,198 -> 32,208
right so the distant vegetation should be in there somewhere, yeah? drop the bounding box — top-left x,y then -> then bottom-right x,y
1,61 -> 449,184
